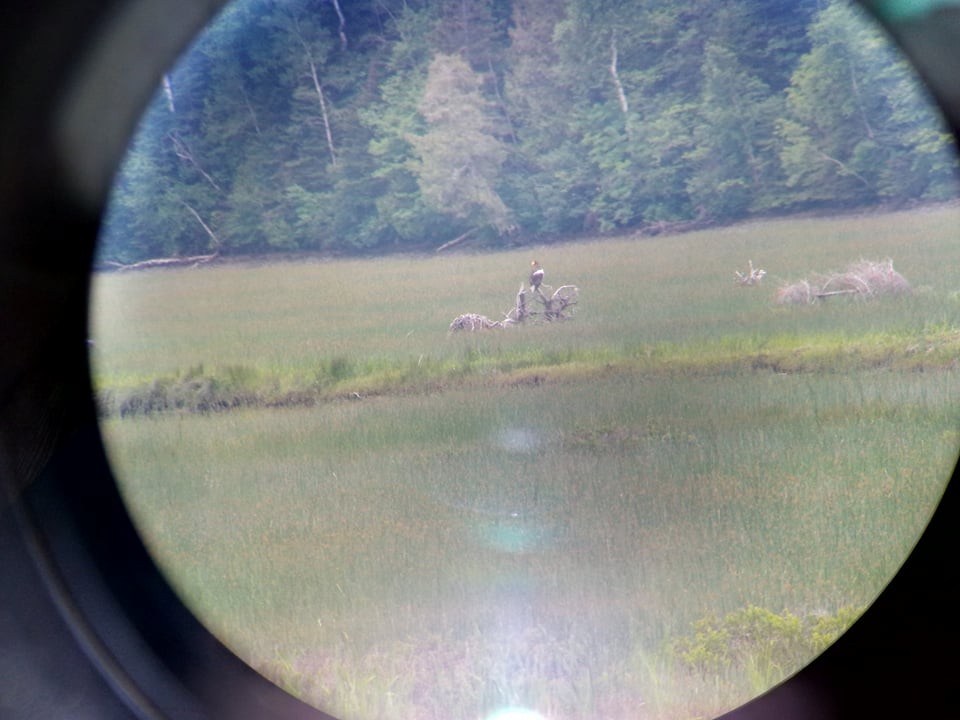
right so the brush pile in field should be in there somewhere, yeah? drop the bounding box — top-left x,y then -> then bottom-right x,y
776,259 -> 911,305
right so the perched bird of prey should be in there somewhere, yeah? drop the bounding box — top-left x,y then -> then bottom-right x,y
529,260 -> 545,290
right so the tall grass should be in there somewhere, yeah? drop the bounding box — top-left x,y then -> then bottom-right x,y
91,205 -> 960,385
91,205 -> 960,719
105,371 -> 956,719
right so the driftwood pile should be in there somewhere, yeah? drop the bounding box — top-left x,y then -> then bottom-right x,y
449,278 -> 579,333
776,259 -> 911,305
734,260 -> 766,286
448,313 -> 506,331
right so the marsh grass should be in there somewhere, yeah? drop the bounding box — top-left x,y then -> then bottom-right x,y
92,206 -> 960,720
105,370 -> 956,719
92,207 -> 960,415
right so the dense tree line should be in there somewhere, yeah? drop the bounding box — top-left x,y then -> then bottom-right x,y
99,0 -> 958,263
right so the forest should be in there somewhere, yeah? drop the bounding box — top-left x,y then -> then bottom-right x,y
98,0 -> 959,263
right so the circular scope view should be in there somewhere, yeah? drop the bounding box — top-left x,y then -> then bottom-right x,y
91,1 -> 958,719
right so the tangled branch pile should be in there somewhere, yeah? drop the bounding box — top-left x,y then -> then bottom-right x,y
776,259 -> 911,305
448,313 -> 505,332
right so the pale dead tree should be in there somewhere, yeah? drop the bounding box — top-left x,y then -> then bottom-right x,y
330,0 -> 348,50
734,260 -> 766,286
609,31 -> 629,116
287,14 -> 338,166
182,202 -> 222,251
307,57 -> 338,166
168,132 -> 221,191
516,260 -> 578,322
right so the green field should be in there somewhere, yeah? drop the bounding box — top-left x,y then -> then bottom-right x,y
91,206 -> 960,720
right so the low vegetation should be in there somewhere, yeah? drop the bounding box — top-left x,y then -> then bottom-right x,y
91,206 -> 960,719
97,322 -> 960,418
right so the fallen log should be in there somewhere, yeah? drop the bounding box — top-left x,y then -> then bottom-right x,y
435,227 -> 479,253
102,251 -> 219,272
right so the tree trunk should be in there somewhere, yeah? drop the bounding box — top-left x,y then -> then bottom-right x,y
609,33 -> 629,115
169,132 -> 220,191
182,202 -> 222,249
307,55 -> 338,167
435,226 -> 479,252
330,0 -> 347,49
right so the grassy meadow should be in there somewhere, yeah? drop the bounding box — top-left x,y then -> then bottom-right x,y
91,206 -> 960,720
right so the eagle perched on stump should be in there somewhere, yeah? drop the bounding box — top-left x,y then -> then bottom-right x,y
529,260 -> 545,291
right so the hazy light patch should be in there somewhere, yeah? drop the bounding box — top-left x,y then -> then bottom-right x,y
485,706 -> 547,720
494,426 -> 542,453
475,513 -> 554,553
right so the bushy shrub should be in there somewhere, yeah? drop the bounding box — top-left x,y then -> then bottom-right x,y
668,605 -> 864,679
111,364 -> 262,417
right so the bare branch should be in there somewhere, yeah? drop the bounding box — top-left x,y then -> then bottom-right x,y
816,149 -> 870,187
168,132 -> 221,191
182,202 -> 222,249
242,86 -> 262,136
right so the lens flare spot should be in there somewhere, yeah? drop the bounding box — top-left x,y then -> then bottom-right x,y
486,707 -> 547,720
495,426 -> 542,453
477,516 -> 551,553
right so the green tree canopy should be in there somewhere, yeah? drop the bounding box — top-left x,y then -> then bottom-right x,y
97,0 -> 957,264
408,53 -> 513,236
